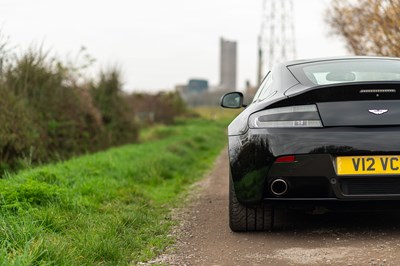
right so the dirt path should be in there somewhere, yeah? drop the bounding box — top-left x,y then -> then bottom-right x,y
148,150 -> 400,265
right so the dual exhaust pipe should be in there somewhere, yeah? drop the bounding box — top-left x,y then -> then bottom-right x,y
270,178 -> 288,196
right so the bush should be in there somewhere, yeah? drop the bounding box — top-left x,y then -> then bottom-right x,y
127,91 -> 188,125
90,68 -> 139,147
0,88 -> 43,173
0,44 -> 140,174
0,36 -> 189,174
4,49 -> 106,159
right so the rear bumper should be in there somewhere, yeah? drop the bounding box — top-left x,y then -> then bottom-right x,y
268,154 -> 400,199
228,127 -> 400,204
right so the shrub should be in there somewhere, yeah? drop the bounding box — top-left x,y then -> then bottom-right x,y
127,91 -> 188,125
90,67 -> 139,147
4,49 -> 105,159
0,88 -> 43,173
0,44 -> 139,174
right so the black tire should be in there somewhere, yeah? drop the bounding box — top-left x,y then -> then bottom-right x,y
229,176 -> 274,232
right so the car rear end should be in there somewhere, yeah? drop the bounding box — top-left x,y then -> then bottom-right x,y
230,58 -> 400,206
226,57 -> 400,231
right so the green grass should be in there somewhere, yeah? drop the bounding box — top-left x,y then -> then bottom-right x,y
192,106 -> 242,121
0,118 -> 228,265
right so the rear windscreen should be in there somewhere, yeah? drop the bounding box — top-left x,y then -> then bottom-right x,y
288,59 -> 400,86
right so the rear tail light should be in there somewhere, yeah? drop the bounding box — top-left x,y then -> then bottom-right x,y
249,104 -> 323,128
275,155 -> 296,163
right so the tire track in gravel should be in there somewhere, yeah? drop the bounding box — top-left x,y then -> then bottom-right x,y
146,150 -> 400,265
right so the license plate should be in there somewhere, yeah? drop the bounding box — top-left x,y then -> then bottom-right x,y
336,156 -> 400,175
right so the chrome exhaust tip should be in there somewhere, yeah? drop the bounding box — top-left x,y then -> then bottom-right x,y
270,178 -> 288,196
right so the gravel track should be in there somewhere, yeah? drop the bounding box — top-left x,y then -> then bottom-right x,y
147,150 -> 400,265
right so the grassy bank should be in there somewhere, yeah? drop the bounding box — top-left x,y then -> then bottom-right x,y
192,106 -> 242,121
0,118 -> 227,265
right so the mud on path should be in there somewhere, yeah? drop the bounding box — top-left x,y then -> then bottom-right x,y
147,150 -> 400,265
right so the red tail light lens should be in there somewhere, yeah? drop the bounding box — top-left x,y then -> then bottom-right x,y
275,155 -> 296,163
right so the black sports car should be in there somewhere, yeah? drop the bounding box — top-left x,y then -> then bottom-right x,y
221,57 -> 400,232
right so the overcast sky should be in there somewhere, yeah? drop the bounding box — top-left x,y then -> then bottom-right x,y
0,0 -> 349,92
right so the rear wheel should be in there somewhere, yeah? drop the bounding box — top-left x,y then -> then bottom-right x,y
229,176 -> 274,232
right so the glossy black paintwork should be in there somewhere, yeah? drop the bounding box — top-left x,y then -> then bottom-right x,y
226,57 -> 400,205
228,69 -> 400,136
229,127 -> 400,203
318,100 -> 400,126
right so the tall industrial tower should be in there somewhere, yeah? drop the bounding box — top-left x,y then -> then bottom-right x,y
220,37 -> 237,91
258,0 -> 296,84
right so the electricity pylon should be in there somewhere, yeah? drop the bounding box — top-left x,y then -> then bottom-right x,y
258,0 -> 297,84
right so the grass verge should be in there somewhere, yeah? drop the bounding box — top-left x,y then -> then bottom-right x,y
0,118 -> 227,265
192,106 -> 242,121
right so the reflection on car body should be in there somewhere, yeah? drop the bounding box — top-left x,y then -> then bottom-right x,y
221,56 -> 400,232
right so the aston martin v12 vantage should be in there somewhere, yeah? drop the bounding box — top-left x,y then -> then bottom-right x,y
221,57 -> 400,232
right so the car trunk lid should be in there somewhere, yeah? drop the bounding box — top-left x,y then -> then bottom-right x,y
271,83 -> 400,127
317,100 -> 400,126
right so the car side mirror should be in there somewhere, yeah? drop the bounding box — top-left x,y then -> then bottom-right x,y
220,92 -> 245,109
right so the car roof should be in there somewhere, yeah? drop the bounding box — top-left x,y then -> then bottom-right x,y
258,56 -> 400,102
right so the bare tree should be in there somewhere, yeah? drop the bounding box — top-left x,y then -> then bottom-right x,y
327,0 -> 400,56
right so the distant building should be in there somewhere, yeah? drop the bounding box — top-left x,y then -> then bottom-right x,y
187,79 -> 209,93
220,37 -> 237,91
176,79 -> 210,105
